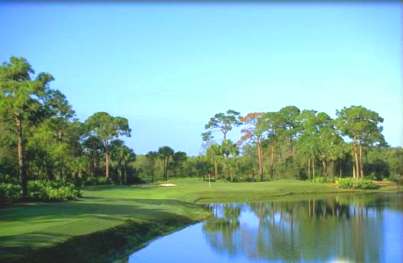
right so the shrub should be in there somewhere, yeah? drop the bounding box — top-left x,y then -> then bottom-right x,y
245,176 -> 257,182
312,177 -> 335,183
83,176 -> 111,186
336,178 -> 380,190
28,181 -> 81,201
357,179 -> 381,189
0,183 -> 21,203
388,174 -> 403,184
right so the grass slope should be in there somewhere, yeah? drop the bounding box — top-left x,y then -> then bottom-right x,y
0,178 -> 400,262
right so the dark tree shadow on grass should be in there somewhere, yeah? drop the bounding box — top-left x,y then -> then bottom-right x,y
0,199 -> 207,263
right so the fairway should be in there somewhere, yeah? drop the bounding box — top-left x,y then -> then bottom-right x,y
0,3 -> 401,263
0,178 -> 400,262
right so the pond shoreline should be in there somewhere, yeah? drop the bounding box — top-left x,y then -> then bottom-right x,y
7,212 -> 210,263
2,179 -> 401,263
131,194 -> 403,262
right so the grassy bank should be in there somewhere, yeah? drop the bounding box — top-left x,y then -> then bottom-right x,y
0,178 -> 400,262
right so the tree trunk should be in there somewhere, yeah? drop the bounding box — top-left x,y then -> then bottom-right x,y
257,141 -> 264,181
229,165 -> 233,182
118,161 -> 123,184
105,148 -> 110,178
308,158 -> 311,179
270,144 -> 275,179
124,165 -> 127,185
312,158 -> 315,178
164,156 -> 169,181
352,144 -> 356,179
150,161 -> 155,183
58,130 -> 64,180
47,158 -> 54,180
262,144 -> 265,180
359,144 -> 364,178
330,160 -> 335,177
214,159 -> 218,180
256,143 -> 260,180
166,157 -> 169,181
163,158 -> 166,181
354,145 -> 360,179
322,160 -> 327,177
92,156 -> 96,176
16,116 -> 27,198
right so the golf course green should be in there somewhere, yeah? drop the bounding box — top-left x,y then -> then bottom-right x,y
0,179 -> 400,262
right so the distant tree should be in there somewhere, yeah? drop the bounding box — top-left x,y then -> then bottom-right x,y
69,155 -> 88,181
192,157 -> 211,178
336,106 -> 385,178
158,146 -> 174,181
0,57 -> 54,197
221,139 -> 239,181
297,110 -> 321,178
383,147 -> 403,178
257,111 -> 283,179
145,151 -> 159,182
204,110 -> 241,181
206,144 -> 223,179
0,118 -> 17,183
201,131 -> 214,149
110,140 -> 136,184
43,89 -> 76,179
44,89 -> 75,121
240,112 -> 265,181
277,106 -> 301,157
85,112 -> 131,178
316,113 -> 345,177
204,110 -> 241,142
297,110 -> 345,178
83,135 -> 104,177
171,151 -> 187,176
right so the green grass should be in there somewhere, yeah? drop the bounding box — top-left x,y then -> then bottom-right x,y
0,178 -> 400,262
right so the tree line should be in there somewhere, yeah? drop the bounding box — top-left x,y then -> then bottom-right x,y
199,107 -> 402,182
1,57 -> 402,200
0,57 -> 137,198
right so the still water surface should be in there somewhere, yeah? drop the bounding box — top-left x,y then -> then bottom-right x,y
129,194 -> 402,263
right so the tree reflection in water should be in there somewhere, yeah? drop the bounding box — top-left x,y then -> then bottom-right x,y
203,194 -> 401,262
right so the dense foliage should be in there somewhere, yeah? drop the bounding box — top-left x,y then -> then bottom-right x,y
0,183 -> 21,203
196,107 -> 402,183
0,57 -> 136,201
336,178 -> 380,190
28,180 -> 81,201
0,57 -> 402,202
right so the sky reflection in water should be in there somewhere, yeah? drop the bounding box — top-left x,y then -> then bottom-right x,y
129,194 -> 402,263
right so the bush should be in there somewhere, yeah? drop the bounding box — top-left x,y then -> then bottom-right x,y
0,183 -> 21,203
388,174 -> 403,184
312,177 -> 335,183
336,178 -> 380,190
83,176 -> 111,186
245,176 -> 257,182
28,181 -> 81,201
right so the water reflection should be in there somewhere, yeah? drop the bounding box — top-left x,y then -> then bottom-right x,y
129,194 -> 402,263
203,194 -> 402,262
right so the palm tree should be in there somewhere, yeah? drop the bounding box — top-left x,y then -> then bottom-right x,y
158,146 -> 174,181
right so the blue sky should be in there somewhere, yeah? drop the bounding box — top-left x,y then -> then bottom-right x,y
0,2 -> 401,155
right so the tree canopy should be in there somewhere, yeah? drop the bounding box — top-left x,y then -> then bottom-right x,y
0,56 -> 401,202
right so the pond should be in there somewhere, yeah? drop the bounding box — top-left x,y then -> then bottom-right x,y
129,194 -> 402,263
